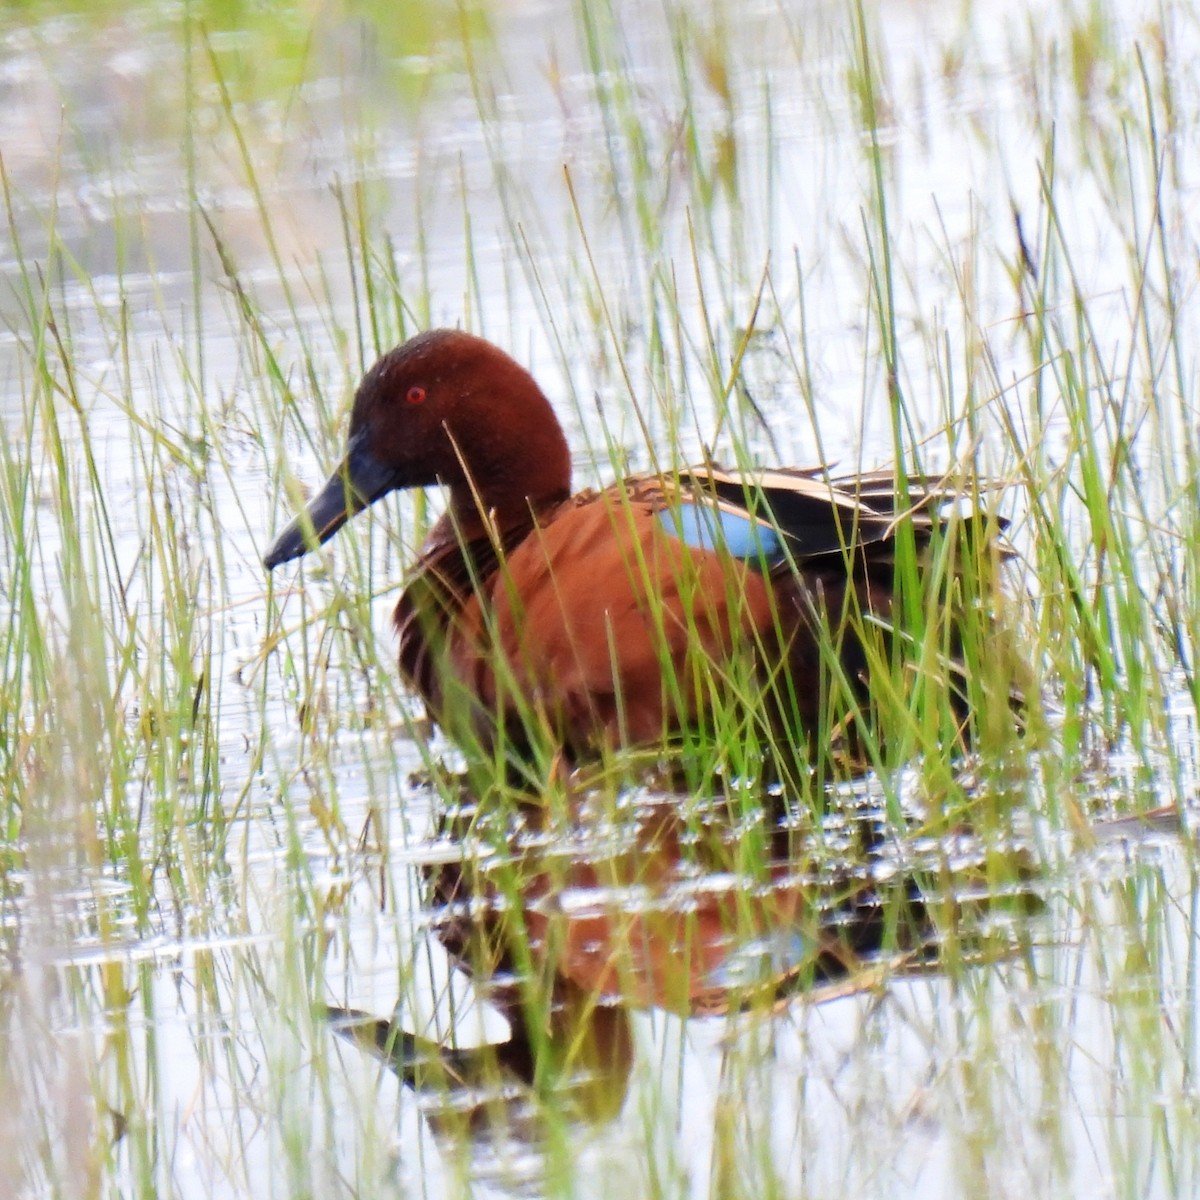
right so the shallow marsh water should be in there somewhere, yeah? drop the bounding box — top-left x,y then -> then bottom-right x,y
2,0 -> 1200,1197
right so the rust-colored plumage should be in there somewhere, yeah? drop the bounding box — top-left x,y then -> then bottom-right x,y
265,329 -> 1008,762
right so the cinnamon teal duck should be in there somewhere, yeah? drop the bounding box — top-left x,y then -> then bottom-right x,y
264,329 -> 1012,764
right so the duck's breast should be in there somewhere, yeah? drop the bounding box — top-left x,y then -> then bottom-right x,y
447,488 -> 786,750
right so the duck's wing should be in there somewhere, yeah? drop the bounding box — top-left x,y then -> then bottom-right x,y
663,463 -> 1005,566
659,464 -> 899,564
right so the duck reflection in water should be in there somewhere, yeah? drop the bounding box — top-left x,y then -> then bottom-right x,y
326,785 -> 1028,1194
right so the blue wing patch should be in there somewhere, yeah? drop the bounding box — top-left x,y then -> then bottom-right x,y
658,500 -> 785,564
702,929 -> 817,990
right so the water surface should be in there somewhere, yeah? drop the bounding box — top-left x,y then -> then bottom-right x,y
2,1 -> 1199,1197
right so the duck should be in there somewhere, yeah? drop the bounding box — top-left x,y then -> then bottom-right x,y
264,329 -> 1012,766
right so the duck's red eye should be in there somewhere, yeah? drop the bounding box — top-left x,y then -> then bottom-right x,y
406,385 -> 426,406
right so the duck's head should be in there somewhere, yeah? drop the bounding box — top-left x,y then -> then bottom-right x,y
264,329 -> 572,569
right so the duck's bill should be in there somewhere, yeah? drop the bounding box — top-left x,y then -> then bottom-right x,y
263,436 -> 399,570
